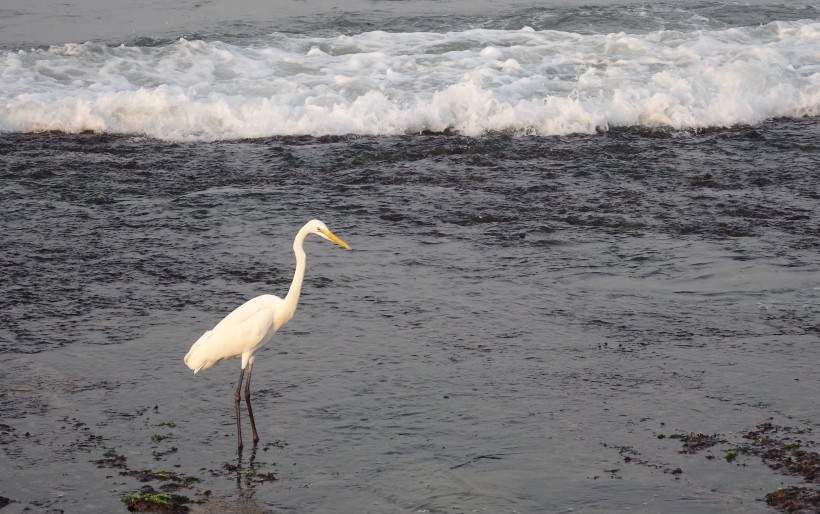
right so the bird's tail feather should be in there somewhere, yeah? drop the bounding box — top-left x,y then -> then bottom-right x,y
184,330 -> 214,373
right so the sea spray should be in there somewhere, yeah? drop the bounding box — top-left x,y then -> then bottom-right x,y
1,21 -> 818,140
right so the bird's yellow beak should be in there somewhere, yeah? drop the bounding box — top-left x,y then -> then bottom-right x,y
323,229 -> 352,250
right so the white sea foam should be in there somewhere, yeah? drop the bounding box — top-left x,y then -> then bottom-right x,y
1,20 -> 819,140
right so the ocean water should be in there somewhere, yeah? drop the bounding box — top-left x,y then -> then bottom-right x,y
1,1 -> 819,513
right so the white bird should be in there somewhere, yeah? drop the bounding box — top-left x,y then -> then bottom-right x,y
184,219 -> 351,450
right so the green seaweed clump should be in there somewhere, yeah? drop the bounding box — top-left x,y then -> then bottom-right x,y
122,490 -> 190,512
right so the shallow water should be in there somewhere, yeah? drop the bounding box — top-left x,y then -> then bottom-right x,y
1,119 -> 818,512
2,0 -> 820,511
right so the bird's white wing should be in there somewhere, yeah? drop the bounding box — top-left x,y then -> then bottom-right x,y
184,294 -> 283,373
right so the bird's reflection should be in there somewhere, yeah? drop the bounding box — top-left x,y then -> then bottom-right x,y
234,446 -> 257,490
188,446 -> 277,514
232,444 -> 277,493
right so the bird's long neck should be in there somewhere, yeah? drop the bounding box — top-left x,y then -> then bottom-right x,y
282,227 -> 309,320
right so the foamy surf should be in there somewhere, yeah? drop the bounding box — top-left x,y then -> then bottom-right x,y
1,20 -> 818,141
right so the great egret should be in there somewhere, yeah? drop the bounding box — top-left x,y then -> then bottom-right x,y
184,219 -> 351,450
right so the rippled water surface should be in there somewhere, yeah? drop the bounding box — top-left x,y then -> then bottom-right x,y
1,0 -> 820,512
1,119 -> 819,512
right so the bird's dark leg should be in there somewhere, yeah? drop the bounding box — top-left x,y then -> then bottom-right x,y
244,360 -> 260,445
235,367 -> 247,451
